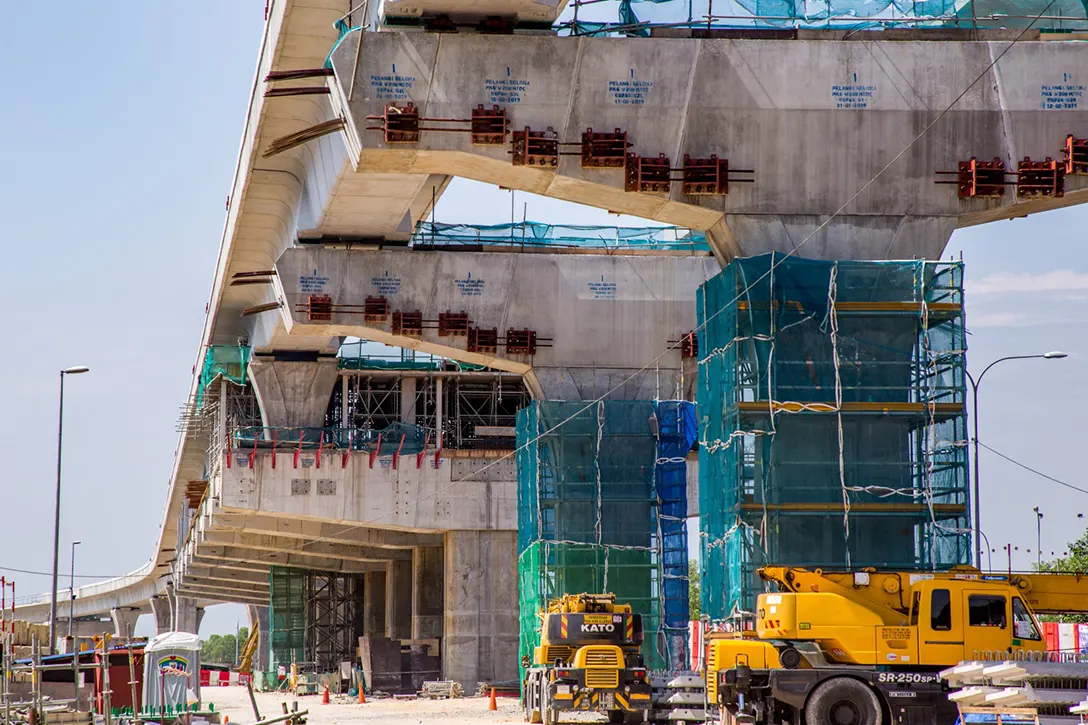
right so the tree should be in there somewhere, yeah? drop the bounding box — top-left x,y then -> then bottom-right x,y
689,560 -> 701,620
1037,530 -> 1088,623
201,627 -> 248,666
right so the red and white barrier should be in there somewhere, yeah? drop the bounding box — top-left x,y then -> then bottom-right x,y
1039,622 -> 1088,658
199,669 -> 245,686
689,620 -> 707,671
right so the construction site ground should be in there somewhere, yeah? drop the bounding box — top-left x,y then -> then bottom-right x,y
206,684 -> 609,724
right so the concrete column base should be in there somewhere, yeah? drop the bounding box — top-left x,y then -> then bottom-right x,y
111,607 -> 141,640
364,571 -> 387,635
149,596 -> 171,634
386,560 -> 412,640
412,546 -> 444,640
174,596 -> 204,634
249,357 -> 340,428
442,530 -> 518,687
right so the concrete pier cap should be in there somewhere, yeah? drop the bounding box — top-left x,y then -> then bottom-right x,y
275,246 -> 717,399
329,32 -> 1088,263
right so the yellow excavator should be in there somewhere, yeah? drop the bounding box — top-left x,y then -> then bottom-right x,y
708,566 -> 1088,725
522,593 -> 652,725
238,625 -> 259,675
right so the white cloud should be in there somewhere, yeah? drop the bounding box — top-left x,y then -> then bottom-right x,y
970,270 -> 1088,296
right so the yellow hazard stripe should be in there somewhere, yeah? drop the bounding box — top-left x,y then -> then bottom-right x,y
616,693 -> 630,710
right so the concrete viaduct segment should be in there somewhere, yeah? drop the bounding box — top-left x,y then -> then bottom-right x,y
274,248 -> 719,400
16,0 -> 1087,690
328,31 -> 1087,263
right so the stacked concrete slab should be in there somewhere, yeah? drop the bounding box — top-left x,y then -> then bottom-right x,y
942,659 -> 1088,723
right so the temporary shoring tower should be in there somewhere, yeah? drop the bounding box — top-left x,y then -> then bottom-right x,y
516,401 -> 697,671
697,254 -> 970,619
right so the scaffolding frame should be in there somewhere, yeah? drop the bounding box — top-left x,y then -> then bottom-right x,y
306,573 -> 364,673
331,371 -> 530,450
697,255 -> 970,620
518,401 -> 694,671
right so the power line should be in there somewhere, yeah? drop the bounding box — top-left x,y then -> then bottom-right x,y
978,440 -> 1088,496
102,6 -> 1067,595
0,565 -> 130,580
249,7 -> 1059,563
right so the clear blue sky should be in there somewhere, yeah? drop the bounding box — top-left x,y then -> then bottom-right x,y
0,3 -> 1084,637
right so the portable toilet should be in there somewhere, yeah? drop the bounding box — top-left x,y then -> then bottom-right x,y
142,632 -> 201,714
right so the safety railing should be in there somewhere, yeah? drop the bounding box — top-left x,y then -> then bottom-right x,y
223,422 -> 440,470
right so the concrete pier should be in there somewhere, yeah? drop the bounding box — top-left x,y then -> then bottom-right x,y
443,530 -> 519,684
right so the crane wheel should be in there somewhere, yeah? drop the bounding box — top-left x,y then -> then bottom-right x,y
804,678 -> 883,725
779,647 -> 802,669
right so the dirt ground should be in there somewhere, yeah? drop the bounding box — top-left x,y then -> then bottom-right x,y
200,683 -> 608,725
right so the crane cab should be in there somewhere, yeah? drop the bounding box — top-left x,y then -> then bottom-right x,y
909,578 -> 1046,664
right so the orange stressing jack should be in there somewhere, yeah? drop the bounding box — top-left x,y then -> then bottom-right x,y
489,687 -> 497,711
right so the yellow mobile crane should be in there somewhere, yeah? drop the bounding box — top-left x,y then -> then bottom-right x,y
523,593 -> 653,725
709,566 -> 1088,725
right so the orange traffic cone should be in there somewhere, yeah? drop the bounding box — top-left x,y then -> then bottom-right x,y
322,684 -> 330,705
358,682 -> 366,704
489,687 -> 497,711
224,718 -> 229,724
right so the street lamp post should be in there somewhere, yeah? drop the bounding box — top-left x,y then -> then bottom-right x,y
67,541 -> 81,640
966,352 -> 1066,569
49,366 -> 90,655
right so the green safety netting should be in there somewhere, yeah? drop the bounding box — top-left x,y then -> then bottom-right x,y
412,221 -> 710,252
517,401 -> 671,671
697,254 -> 970,620
269,566 -> 306,670
197,345 -> 250,407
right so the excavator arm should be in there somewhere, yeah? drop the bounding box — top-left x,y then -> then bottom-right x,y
238,625 -> 259,675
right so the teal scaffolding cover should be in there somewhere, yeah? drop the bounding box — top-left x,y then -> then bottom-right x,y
517,401 -> 668,669
197,345 -> 250,407
413,221 -> 710,252
696,254 -> 970,620
561,0 -> 1087,34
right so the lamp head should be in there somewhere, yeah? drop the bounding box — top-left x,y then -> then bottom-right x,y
62,366 -> 90,375
1043,351 -> 1068,359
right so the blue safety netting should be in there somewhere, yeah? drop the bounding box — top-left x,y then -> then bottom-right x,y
562,0 -> 1088,34
654,401 -> 697,669
412,221 -> 710,253
517,401 -> 666,670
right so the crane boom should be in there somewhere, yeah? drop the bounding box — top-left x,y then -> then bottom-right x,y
1006,571 -> 1088,614
759,566 -> 1088,618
